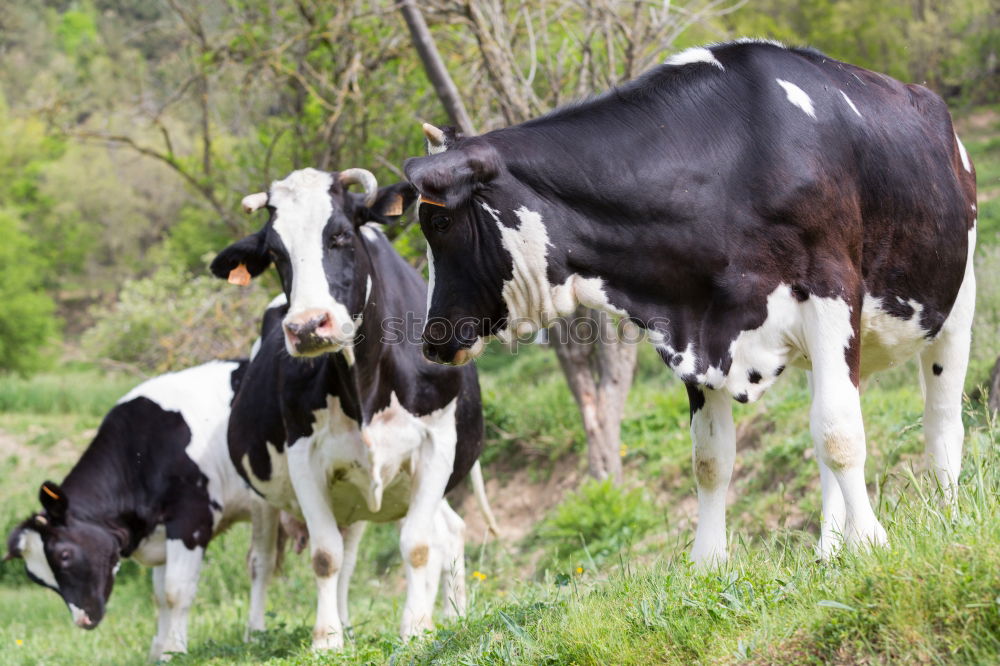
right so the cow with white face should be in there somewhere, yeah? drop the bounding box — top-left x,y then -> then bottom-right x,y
210,167 -> 489,649
407,41 -> 977,564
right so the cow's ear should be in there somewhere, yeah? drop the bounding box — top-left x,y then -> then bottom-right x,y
5,523 -> 27,561
209,231 -> 271,284
404,140 -> 500,209
39,481 -> 68,521
360,183 -> 417,226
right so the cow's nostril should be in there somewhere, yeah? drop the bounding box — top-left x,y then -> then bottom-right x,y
422,342 -> 439,363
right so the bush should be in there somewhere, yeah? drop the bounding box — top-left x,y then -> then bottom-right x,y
81,265 -> 273,372
0,211 -> 60,375
536,479 -> 662,570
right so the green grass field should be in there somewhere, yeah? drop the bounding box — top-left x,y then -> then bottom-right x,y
0,109 -> 997,665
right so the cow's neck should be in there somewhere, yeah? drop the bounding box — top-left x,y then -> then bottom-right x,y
59,441 -> 158,556
323,248 -> 400,423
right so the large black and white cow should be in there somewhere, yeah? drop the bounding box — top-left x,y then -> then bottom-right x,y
405,40 -> 978,564
209,168 -> 487,648
5,360 -> 282,661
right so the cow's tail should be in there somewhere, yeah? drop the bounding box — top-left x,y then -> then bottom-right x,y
470,461 -> 500,536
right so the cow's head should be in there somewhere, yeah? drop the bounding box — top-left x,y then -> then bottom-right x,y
405,133 -> 533,365
5,482 -> 121,629
210,168 -> 416,358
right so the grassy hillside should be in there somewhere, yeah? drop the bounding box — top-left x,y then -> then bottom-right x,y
0,108 -> 997,665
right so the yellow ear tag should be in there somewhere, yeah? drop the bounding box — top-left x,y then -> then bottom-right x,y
419,195 -> 446,208
228,263 -> 252,286
384,193 -> 404,217
42,485 -> 60,500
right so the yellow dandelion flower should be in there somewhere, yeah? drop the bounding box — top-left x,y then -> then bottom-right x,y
619,444 -> 628,457
472,570 -> 487,581
576,566 -> 584,574
16,639 -> 23,646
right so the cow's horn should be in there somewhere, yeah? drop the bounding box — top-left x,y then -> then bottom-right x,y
242,192 -> 268,214
339,169 -> 378,207
422,123 -> 446,147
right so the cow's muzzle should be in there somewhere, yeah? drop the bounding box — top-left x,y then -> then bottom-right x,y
421,336 -> 483,366
284,309 -> 347,356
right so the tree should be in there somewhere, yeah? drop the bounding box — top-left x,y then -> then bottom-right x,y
0,212 -> 59,374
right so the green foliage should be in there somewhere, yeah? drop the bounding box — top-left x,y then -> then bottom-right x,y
0,212 -> 60,374
474,343 -> 584,468
724,0 -> 998,102
54,4 -> 98,61
0,365 -> 138,417
536,479 -> 661,569
81,266 -> 271,372
157,205 -> 236,275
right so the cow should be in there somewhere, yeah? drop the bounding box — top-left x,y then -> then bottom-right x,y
405,39 -> 978,565
209,167 -> 489,649
5,360 -> 283,661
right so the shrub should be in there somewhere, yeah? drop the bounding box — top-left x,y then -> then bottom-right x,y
0,211 -> 60,375
536,479 -> 662,570
81,265 -> 273,372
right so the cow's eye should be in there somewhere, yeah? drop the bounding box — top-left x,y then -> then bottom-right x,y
59,549 -> 72,565
329,232 -> 351,249
431,215 -> 451,232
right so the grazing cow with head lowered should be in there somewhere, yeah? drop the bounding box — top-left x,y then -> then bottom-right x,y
406,40 -> 977,563
210,168 -> 486,648
5,361 -> 282,661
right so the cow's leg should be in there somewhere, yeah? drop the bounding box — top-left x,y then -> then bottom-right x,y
337,521 -> 366,630
920,227 -> 975,503
399,424 -> 456,639
245,501 -> 280,640
687,384 -> 735,567
149,565 -> 169,662
287,443 -> 344,650
807,371 -> 848,559
159,541 -> 205,659
423,512 -> 445,612
437,501 -> 466,619
803,295 -> 886,549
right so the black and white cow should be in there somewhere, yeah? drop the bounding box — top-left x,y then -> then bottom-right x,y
405,40 -> 978,564
5,360 -> 282,661
209,168 -> 487,648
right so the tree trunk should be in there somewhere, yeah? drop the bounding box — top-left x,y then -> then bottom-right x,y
399,0 -> 477,136
550,308 -> 637,483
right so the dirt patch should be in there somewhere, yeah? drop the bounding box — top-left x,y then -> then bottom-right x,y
452,455 -> 585,545
0,428 -> 87,476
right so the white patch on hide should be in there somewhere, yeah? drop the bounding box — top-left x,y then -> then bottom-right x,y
776,79 -> 817,119
664,47 -> 724,70
21,529 -> 58,590
955,133 -> 972,173
839,90 -> 862,118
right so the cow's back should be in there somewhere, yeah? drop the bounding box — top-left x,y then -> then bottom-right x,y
712,44 -> 975,335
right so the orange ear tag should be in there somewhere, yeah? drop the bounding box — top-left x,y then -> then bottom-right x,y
384,193 -> 404,216
42,485 -> 60,500
228,263 -> 252,286
419,195 -> 446,208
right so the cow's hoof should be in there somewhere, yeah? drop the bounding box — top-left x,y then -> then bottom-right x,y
690,541 -> 728,570
311,629 -> 343,651
816,534 -> 843,561
400,615 -> 435,640
847,520 -> 888,551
